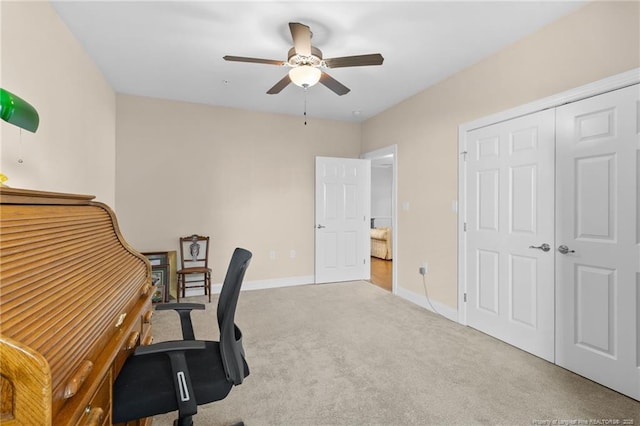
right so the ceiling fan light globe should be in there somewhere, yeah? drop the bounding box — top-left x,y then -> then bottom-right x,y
289,66 -> 321,88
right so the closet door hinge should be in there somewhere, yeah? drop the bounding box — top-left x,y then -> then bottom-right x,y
464,293 -> 467,303
463,222 -> 467,232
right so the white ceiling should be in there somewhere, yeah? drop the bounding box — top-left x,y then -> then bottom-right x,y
51,1 -> 585,123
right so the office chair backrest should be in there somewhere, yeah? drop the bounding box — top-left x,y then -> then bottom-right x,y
217,247 -> 252,385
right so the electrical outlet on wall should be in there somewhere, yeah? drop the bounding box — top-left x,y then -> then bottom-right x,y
419,263 -> 428,276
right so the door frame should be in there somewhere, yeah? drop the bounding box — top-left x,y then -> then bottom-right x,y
457,68 -> 640,326
362,145 -> 398,294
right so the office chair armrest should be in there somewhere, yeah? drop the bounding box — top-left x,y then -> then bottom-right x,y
132,340 -> 204,421
134,340 -> 206,356
155,303 -> 206,340
155,303 -> 206,311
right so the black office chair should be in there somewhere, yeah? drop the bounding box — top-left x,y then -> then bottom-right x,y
113,248 -> 252,426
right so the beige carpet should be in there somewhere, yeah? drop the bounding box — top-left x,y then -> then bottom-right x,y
151,281 -> 638,425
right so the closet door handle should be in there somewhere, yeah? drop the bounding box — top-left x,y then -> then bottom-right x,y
529,243 -> 550,252
316,224 -> 326,229
558,245 -> 575,255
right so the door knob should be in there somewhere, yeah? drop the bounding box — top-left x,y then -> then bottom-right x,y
529,243 -> 550,252
558,245 -> 575,254
316,224 -> 326,229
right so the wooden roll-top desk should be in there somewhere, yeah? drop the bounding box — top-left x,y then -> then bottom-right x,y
0,188 -> 154,425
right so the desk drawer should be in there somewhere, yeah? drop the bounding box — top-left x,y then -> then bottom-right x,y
141,303 -> 153,346
74,371 -> 110,426
113,332 -> 139,376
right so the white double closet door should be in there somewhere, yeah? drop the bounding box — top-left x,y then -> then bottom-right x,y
465,84 -> 639,399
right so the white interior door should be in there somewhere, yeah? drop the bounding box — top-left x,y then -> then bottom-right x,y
555,84 -> 639,399
315,157 -> 371,284
465,109 -> 556,362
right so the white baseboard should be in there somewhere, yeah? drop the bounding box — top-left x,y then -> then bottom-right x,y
182,275 -> 315,298
182,276 -> 458,324
396,286 -> 458,323
241,275 -> 315,291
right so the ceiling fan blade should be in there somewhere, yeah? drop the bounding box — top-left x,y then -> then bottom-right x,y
289,22 -> 311,57
223,55 -> 286,66
324,53 -> 384,69
320,72 -> 350,96
267,74 -> 292,94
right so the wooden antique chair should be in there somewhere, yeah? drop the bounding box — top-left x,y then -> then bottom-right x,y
177,235 -> 212,302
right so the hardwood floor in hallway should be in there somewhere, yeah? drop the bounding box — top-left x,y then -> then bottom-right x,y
370,256 -> 392,291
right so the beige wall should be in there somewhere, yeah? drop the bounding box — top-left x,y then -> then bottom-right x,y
115,94 -> 361,283
0,1 -> 116,206
362,1 -> 640,309
3,0 -> 638,306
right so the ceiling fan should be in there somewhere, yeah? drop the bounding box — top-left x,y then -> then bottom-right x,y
223,22 -> 384,96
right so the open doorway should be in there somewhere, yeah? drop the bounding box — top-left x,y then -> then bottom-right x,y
362,145 -> 397,293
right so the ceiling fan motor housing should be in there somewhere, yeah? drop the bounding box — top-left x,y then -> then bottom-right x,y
287,46 -> 323,67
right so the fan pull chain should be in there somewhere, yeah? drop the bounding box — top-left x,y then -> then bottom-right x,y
303,87 -> 308,125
